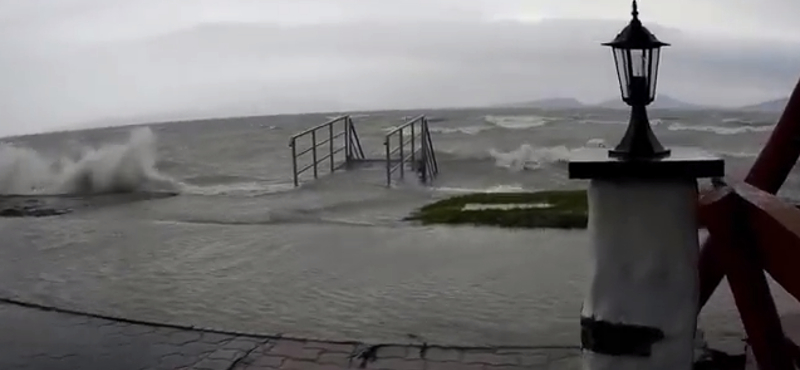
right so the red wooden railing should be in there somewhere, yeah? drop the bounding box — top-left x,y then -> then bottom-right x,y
700,183 -> 800,370
699,76 -> 800,310
695,75 -> 800,370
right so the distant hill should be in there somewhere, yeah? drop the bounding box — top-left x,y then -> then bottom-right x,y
492,95 -> 791,112
493,97 -> 586,109
739,98 -> 789,112
595,95 -> 706,110
494,95 -> 706,111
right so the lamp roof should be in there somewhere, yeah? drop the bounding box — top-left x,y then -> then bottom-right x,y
603,0 -> 669,49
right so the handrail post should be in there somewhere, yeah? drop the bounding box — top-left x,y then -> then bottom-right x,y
291,139 -> 299,187
399,130 -> 405,179
344,117 -> 351,164
420,127 -> 428,184
329,120 -> 335,173
410,122 -> 416,171
312,130 -> 318,179
425,118 -> 438,175
385,139 -> 391,187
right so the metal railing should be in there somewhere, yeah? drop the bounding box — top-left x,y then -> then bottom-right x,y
289,115 -> 365,187
384,115 -> 439,187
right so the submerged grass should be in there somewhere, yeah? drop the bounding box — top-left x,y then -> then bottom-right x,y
406,190 -> 588,229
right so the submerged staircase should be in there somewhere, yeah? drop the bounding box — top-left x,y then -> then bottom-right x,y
289,115 -> 439,187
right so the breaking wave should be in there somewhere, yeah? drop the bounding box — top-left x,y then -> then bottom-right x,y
485,139 -> 757,172
484,115 -> 551,130
434,184 -> 527,194
181,182 -> 294,197
667,123 -> 775,135
428,126 -> 492,135
577,118 -> 666,126
0,127 -> 181,195
488,139 -> 607,171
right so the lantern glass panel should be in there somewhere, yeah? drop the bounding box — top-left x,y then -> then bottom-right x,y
612,48 -> 631,100
632,49 -> 646,77
649,47 -> 661,101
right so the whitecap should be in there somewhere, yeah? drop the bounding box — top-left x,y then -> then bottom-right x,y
488,139 -> 607,171
667,123 -> 774,135
488,144 -> 573,171
484,115 -> 549,130
428,126 -> 492,135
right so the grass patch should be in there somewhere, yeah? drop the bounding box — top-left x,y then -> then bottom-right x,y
406,190 -> 588,229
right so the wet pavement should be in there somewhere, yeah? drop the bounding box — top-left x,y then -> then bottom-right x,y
0,300 -> 582,370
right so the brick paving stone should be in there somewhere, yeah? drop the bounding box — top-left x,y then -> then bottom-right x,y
519,352 -> 550,367
152,327 -> 184,338
462,351 -> 521,366
424,348 -> 461,362
367,358 -> 425,370
546,356 -> 582,370
177,341 -> 222,357
317,351 -> 354,366
166,330 -> 204,345
546,349 -> 579,362
207,348 -> 246,361
404,347 -> 424,360
126,324 -> 159,336
223,337 -> 267,351
426,362 -> 486,370
0,301 -> 596,370
250,342 -> 277,356
268,340 -> 323,361
157,353 -> 197,370
201,332 -> 236,345
193,357 -> 234,370
60,315 -> 92,327
305,342 -> 357,354
376,346 -> 408,359
281,359 -> 350,370
247,354 -> 286,368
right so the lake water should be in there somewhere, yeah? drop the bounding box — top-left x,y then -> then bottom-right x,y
0,107 -> 794,348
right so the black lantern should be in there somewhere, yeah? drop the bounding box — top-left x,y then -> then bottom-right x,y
604,0 -> 671,160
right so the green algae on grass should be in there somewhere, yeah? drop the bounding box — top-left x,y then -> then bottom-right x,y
406,190 -> 588,229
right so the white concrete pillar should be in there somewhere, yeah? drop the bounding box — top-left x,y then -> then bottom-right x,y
581,179 -> 699,370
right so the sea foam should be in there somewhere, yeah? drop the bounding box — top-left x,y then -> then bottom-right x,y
0,127 -> 181,195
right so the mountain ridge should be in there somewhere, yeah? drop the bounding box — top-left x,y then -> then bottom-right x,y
493,95 -> 789,112
738,98 -> 789,112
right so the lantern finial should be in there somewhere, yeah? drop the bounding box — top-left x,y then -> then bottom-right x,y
632,0 -> 639,19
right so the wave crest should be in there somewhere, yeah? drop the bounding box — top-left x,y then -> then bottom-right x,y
488,139 -> 607,171
484,115 -> 550,130
489,144 -> 571,171
667,123 -> 774,135
0,127 -> 181,195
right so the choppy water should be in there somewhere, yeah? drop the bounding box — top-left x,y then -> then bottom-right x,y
0,107 -> 795,347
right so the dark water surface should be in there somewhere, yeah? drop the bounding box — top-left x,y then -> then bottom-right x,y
0,107 -> 793,346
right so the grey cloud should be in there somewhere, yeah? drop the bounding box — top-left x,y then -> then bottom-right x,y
1,2 -> 800,136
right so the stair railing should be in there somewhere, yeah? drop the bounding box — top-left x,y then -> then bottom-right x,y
383,115 -> 438,187
289,115 -> 364,187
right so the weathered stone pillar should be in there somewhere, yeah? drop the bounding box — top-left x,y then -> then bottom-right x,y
569,149 -> 723,370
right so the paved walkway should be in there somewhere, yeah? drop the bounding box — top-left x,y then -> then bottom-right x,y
0,301 -> 581,370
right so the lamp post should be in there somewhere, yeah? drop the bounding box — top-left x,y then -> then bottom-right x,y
568,1 -> 724,370
604,0 -> 669,160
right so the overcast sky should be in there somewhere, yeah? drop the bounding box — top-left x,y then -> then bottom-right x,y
1,0 -> 800,136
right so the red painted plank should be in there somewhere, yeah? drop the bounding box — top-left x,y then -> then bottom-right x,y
734,183 -> 800,301
703,190 -> 794,370
700,75 -> 800,310
699,188 -> 731,309
698,188 -> 726,229
745,75 -> 800,193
